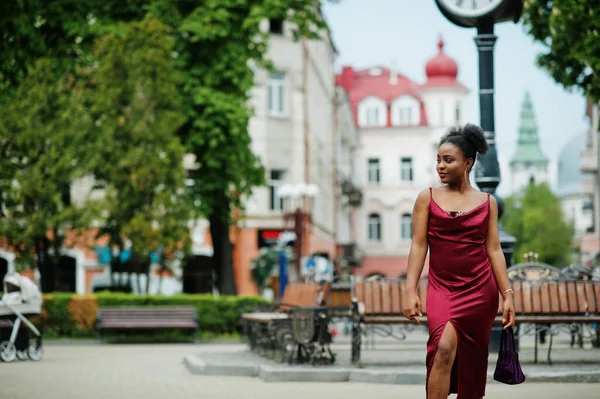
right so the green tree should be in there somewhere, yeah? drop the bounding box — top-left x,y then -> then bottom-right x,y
0,58 -> 95,291
0,1 -> 330,295
88,16 -> 191,292
503,183 -> 574,266
523,0 -> 600,102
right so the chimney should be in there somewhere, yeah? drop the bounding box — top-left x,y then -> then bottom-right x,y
340,66 -> 354,90
390,68 -> 398,85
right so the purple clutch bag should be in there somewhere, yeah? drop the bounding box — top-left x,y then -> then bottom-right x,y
493,326 -> 526,385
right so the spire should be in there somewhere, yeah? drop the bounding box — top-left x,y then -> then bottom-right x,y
510,91 -> 549,166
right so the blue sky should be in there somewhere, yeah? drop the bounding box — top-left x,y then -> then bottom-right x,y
322,0 -> 588,196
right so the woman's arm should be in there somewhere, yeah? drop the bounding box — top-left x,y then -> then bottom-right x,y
486,195 -> 515,329
403,189 -> 431,321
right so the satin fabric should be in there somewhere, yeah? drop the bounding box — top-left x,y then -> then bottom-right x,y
426,188 -> 499,399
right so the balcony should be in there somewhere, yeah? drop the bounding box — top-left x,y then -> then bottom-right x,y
581,148 -> 598,173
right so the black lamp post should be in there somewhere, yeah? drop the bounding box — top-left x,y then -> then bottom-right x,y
433,0 -> 523,266
473,21 -> 517,268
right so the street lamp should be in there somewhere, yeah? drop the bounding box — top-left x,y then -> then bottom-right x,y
434,0 -> 522,267
277,183 -> 320,281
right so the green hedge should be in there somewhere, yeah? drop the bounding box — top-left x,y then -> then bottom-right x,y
34,292 -> 270,342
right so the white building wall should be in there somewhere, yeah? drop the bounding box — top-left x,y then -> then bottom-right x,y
419,88 -> 468,127
561,195 -> 593,235
357,126 -> 440,256
243,21 -> 339,247
357,96 -> 387,127
390,96 -> 421,126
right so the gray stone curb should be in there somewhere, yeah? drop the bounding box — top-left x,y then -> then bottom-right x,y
184,353 -> 600,384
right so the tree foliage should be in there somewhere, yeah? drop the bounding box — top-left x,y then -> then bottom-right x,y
0,58 -> 94,291
503,183 -> 574,266
0,0 -> 331,294
523,0 -> 600,102
88,16 -> 191,290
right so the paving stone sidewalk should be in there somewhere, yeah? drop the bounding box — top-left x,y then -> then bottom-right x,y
185,328 -> 600,384
1,344 -> 599,399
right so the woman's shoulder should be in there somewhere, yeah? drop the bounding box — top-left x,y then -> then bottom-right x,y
416,187 -> 432,202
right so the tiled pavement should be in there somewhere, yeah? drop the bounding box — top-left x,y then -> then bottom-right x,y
0,343 -> 599,399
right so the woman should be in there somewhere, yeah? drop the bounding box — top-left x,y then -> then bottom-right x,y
403,123 -> 516,399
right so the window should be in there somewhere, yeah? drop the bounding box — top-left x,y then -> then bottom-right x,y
269,18 -> 284,34
398,107 -> 412,125
368,213 -> 381,242
455,101 -> 461,123
268,72 -> 285,116
366,108 -> 379,126
269,169 -> 285,211
401,213 -> 412,240
367,158 -> 380,184
400,157 -> 413,182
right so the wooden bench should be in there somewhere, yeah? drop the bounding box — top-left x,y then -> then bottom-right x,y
96,306 -> 199,343
350,279 -> 600,364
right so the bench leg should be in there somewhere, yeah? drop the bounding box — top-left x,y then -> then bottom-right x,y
97,330 -> 103,345
534,324 -> 538,364
350,320 -> 362,364
547,327 -> 553,364
194,324 -> 200,344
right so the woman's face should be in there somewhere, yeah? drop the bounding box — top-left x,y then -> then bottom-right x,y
436,142 -> 472,185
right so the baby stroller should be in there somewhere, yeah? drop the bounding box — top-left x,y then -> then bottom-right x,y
0,272 -> 43,362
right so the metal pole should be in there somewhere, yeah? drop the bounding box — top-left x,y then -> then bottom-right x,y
474,22 -> 517,353
295,208 -> 303,281
473,22 -> 516,268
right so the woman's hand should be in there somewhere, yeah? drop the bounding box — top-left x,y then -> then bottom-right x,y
403,291 -> 422,323
502,295 -> 516,330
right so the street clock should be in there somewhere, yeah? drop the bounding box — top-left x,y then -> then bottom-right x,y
435,0 -> 523,28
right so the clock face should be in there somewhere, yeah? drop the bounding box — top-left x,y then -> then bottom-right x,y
437,0 -> 505,18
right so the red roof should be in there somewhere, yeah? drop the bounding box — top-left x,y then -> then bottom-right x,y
335,36 -> 467,126
342,67 -> 423,104
336,66 -> 428,127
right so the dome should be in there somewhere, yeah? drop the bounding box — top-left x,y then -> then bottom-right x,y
425,37 -> 458,80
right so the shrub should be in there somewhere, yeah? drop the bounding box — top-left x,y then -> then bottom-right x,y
32,292 -> 269,342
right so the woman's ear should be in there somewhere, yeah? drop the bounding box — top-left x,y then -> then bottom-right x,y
466,158 -> 474,172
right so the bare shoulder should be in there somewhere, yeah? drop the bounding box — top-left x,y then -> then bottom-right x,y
415,188 -> 431,206
488,193 -> 497,205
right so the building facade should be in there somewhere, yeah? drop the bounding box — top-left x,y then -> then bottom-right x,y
580,98 -> 600,260
335,38 -> 469,278
557,133 -> 595,258
509,91 -> 549,196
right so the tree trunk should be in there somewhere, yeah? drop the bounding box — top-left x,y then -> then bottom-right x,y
209,200 -> 236,296
36,237 -> 57,292
144,260 -> 152,295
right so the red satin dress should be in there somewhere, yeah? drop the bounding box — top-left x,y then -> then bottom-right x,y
426,188 -> 499,399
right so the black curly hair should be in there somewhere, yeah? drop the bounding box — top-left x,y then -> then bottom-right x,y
439,123 -> 489,172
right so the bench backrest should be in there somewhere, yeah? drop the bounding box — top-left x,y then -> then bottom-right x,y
354,279 -> 428,316
279,282 -> 328,310
354,279 -> 600,316
503,281 -> 600,315
98,306 -> 197,320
